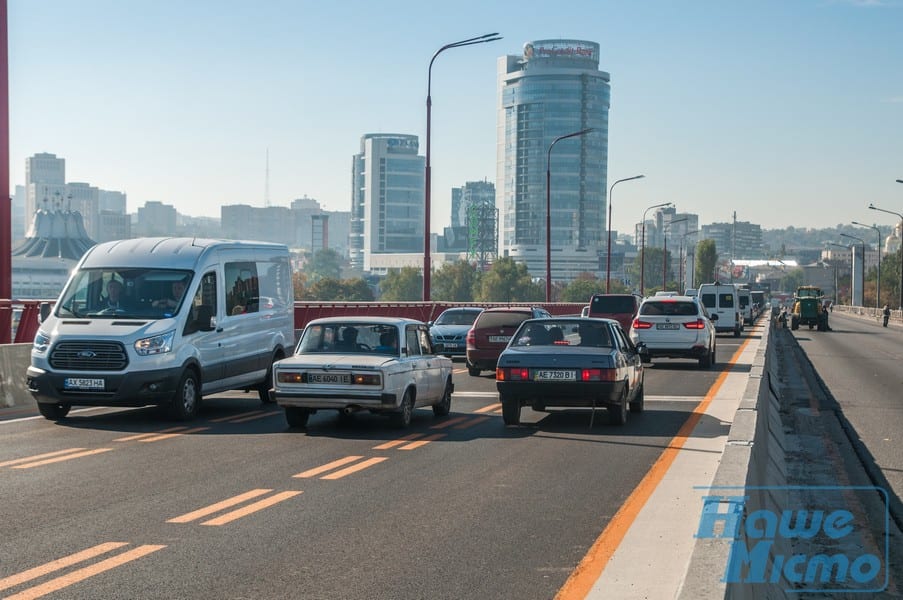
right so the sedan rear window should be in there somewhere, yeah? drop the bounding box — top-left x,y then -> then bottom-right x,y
640,301 -> 699,316
476,311 -> 531,328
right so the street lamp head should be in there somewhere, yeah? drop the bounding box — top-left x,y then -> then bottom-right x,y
868,203 -> 876,210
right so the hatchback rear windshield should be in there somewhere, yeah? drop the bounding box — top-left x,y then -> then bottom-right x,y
476,311 -> 531,328
640,301 -> 698,316
590,295 -> 636,314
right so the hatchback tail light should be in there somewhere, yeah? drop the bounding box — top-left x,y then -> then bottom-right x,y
632,319 -> 653,330
466,328 -> 476,349
683,319 -> 706,329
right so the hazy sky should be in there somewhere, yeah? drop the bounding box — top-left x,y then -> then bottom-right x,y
8,0 -> 903,236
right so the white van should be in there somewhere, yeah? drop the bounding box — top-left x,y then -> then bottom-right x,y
26,238 -> 295,420
736,286 -> 753,325
698,282 -> 742,337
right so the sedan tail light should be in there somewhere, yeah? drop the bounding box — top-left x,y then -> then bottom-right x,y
582,368 -> 617,382
497,367 -> 530,381
683,319 -> 706,329
632,319 -> 653,329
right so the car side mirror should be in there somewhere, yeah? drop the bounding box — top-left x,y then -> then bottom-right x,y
427,321 -> 434,327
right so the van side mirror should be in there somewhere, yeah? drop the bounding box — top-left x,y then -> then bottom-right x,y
710,313 -> 719,321
39,302 -> 52,323
191,304 -> 216,333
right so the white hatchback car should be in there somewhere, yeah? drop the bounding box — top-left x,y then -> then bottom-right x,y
272,317 -> 454,429
629,296 -> 717,368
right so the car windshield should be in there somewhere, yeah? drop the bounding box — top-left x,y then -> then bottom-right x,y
297,322 -> 399,356
434,310 -> 481,326
640,301 -> 699,316
55,267 -> 193,319
590,295 -> 636,314
510,320 -> 613,348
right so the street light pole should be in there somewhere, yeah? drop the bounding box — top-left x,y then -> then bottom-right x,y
827,242 -> 853,305
840,232 -> 866,307
545,127 -> 595,302
639,201 -> 671,297
423,33 -> 502,301
606,175 -> 645,293
662,217 -> 687,291
852,221 -> 881,311
869,200 -> 903,311
680,229 -> 699,292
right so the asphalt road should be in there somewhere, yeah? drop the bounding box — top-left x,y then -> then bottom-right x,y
790,311 -> 903,527
0,331 -> 749,599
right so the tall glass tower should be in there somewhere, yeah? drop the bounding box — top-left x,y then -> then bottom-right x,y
496,40 -> 610,281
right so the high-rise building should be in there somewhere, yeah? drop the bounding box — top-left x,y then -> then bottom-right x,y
701,220 -> 764,260
349,134 -> 425,272
496,40 -> 610,281
135,201 -> 178,237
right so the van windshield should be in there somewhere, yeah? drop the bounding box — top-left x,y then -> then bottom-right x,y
56,268 -> 193,319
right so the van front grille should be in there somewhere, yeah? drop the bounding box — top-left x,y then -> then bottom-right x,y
50,341 -> 129,371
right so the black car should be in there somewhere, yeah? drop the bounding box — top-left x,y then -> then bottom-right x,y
495,317 -> 645,426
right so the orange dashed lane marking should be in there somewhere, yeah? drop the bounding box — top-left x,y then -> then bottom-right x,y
372,434 -> 424,450
454,416 -> 489,429
429,416 -> 470,429
137,427 -> 209,442
555,337 -> 753,600
113,426 -> 190,442
201,491 -> 302,526
474,403 -> 501,414
228,411 -> 279,423
0,542 -> 128,592
11,449 -> 113,469
167,488 -> 274,524
3,544 -> 165,600
398,433 -> 446,450
293,456 -> 365,478
0,448 -> 88,468
320,457 -> 388,480
208,410 -> 266,423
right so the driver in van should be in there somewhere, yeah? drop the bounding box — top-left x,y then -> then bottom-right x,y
153,279 -> 187,309
100,279 -> 125,310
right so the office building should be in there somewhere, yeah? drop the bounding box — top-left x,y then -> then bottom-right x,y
701,220 -> 764,260
349,134 -> 425,272
497,39 -> 610,281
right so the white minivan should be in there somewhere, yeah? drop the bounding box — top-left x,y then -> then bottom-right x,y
26,238 -> 295,420
698,282 -> 742,337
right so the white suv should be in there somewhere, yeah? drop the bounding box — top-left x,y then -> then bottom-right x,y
629,296 -> 717,368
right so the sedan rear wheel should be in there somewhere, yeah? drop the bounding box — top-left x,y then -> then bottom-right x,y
285,406 -> 310,428
500,394 -> 520,426
629,383 -> 644,414
608,388 -> 628,426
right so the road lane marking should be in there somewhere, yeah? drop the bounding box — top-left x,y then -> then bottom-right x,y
429,416 -> 471,429
293,455 -> 365,478
453,391 -> 499,397
453,416 -> 489,429
12,448 -> 113,469
320,457 -> 388,480
645,395 -> 706,403
555,337 -> 753,600
113,426 -> 191,442
372,434 -> 424,450
0,448 -> 88,468
474,403 -> 501,414
0,542 -> 128,592
201,491 -> 302,526
208,410 -> 267,423
167,489 -> 275,523
137,427 -> 209,442
227,411 -> 280,423
4,544 -> 165,600
398,433 -> 446,450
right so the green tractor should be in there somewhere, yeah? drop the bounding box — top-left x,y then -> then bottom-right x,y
791,286 -> 828,331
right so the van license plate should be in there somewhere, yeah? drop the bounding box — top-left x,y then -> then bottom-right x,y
64,378 -> 105,390
656,323 -> 680,330
307,372 -> 351,384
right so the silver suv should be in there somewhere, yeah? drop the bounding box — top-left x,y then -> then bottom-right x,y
628,296 -> 717,368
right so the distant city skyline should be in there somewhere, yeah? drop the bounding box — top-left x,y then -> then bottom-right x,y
8,1 -> 903,236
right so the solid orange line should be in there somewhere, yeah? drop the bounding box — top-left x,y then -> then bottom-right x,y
12,449 -> 113,469
167,489 -> 273,523
474,403 -> 501,414
293,455 -> 364,478
0,542 -> 128,592
398,433 -> 446,450
429,416 -> 470,429
138,427 -> 209,442
555,337 -> 753,600
4,545 -> 165,600
0,448 -> 87,468
372,434 -> 423,450
201,491 -> 302,526
320,457 -> 388,480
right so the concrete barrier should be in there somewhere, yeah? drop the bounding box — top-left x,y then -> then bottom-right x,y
0,343 -> 34,408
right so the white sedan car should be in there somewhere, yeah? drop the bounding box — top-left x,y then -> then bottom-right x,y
629,296 -> 717,368
272,317 -> 454,429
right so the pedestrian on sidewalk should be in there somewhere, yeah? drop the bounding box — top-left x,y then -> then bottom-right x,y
883,304 -> 891,327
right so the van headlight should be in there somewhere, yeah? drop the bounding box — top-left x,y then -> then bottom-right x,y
33,331 -> 50,354
135,330 -> 175,356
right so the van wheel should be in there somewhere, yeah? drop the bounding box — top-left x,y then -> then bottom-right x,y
169,369 -> 200,420
257,354 -> 281,404
285,407 -> 310,428
38,402 -> 70,421
432,380 -> 452,417
390,389 -> 414,428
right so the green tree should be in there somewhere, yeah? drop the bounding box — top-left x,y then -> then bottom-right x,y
695,239 -> 718,285
559,274 -> 605,302
875,248 -> 901,309
476,257 -> 543,302
379,267 -> 423,301
432,260 -> 480,302
780,267 -> 806,292
306,248 -> 343,282
304,278 -> 344,300
342,278 -> 375,301
629,247 -> 671,291
292,270 -> 307,300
